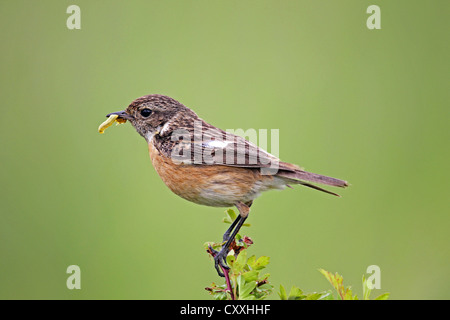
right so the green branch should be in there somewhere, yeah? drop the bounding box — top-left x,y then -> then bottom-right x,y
205,210 -> 390,301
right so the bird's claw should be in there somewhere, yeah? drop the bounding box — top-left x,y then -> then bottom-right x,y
209,245 -> 230,277
214,250 -> 230,277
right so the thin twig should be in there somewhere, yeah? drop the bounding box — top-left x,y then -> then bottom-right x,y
222,266 -> 235,300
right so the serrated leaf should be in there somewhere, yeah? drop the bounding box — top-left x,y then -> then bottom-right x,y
319,269 -> 356,300
247,255 -> 256,266
250,256 -> 270,270
288,286 -> 304,300
319,269 -> 341,291
343,287 -> 355,300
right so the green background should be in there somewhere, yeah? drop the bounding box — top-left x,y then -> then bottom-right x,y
1,0 -> 448,299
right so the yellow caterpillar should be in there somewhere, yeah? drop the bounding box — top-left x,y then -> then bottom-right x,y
98,114 -> 127,134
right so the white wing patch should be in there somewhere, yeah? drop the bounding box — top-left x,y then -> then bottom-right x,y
202,140 -> 231,149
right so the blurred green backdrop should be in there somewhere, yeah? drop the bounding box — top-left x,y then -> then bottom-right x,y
0,0 -> 448,299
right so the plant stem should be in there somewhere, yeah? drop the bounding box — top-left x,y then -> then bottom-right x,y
222,266 -> 235,300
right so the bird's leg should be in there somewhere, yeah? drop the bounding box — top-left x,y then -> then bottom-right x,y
214,201 -> 250,277
214,217 -> 247,277
222,214 -> 242,242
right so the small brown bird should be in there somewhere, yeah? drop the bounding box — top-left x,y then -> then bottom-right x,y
104,94 -> 348,276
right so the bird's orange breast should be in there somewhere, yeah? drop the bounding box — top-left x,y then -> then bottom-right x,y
148,142 -> 277,207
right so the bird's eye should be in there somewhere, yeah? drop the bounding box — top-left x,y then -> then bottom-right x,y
140,108 -> 152,117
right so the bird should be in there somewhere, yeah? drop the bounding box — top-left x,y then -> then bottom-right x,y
102,94 -> 348,276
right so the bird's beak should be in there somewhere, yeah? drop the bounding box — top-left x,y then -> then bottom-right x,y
106,110 -> 133,121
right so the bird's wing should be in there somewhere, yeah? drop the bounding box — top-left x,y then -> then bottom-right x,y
157,124 -> 292,171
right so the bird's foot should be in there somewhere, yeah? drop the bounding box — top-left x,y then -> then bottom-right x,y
209,245 -> 230,277
222,231 -> 231,243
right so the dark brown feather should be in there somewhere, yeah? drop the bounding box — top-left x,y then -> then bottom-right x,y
277,168 -> 348,188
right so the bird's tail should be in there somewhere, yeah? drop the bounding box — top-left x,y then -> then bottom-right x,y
278,166 -> 348,197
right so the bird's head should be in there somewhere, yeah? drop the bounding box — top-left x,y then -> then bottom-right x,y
106,94 -> 195,142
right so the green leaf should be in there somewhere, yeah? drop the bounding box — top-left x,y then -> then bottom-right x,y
304,292 -> 326,300
242,270 -> 259,283
319,269 -> 357,300
232,250 -> 247,273
237,275 -> 245,290
222,209 -> 251,227
226,254 -> 235,268
344,288 -> 357,300
236,275 -> 254,299
222,209 -> 237,224
258,283 -> 273,291
236,248 -> 247,264
247,255 -> 256,267
362,275 -> 372,300
240,282 -> 257,299
278,284 -> 288,300
316,290 -> 335,300
213,292 -> 227,300
261,273 -> 271,280
250,256 -> 270,270
288,286 -> 305,300
374,293 -> 390,300
227,209 -> 237,220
